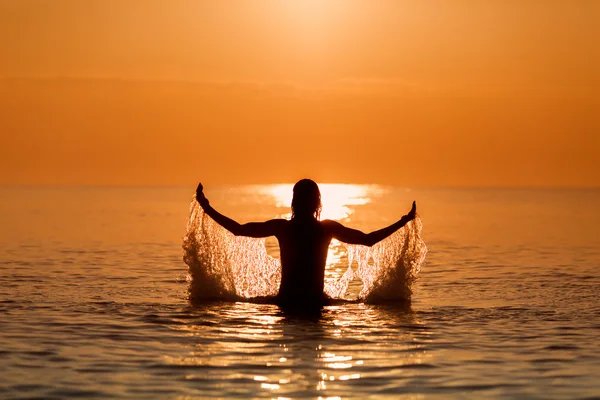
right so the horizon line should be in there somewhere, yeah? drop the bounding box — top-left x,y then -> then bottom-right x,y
1,183 -> 598,190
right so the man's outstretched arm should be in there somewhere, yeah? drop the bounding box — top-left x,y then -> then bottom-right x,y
195,183 -> 283,238
326,201 -> 417,246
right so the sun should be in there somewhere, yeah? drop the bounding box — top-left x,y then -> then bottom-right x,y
279,0 -> 339,17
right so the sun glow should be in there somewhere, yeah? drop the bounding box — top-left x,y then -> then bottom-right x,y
276,0 -> 347,39
266,183 -> 375,221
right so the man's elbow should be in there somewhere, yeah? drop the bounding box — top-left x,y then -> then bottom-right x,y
232,226 -> 245,236
363,234 -> 379,247
223,223 -> 244,236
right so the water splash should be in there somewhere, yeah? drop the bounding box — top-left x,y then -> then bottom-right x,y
183,198 -> 427,303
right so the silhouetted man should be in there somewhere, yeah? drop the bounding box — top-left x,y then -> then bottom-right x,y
195,179 -> 416,309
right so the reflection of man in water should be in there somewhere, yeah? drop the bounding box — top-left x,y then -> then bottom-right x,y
196,179 -> 416,309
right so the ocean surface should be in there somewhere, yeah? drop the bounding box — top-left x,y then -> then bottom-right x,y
1,185 -> 599,399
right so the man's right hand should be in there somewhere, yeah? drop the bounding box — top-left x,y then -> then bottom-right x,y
196,183 -> 208,206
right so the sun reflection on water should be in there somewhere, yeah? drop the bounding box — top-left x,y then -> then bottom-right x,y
166,301 -> 430,398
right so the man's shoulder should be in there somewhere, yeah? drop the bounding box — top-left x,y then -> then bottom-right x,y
320,219 -> 341,227
268,218 -> 289,230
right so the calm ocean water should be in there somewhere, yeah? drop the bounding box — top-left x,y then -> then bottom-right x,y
1,185 -> 599,399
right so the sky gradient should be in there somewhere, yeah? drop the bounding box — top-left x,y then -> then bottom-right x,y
1,1 -> 598,186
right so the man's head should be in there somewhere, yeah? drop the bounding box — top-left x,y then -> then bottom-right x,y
291,179 -> 322,219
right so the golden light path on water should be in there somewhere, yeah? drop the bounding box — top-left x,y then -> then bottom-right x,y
169,302 -> 430,397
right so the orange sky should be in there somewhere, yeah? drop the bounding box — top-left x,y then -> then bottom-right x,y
0,1 -> 598,186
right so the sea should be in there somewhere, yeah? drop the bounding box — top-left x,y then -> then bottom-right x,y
1,185 -> 599,399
